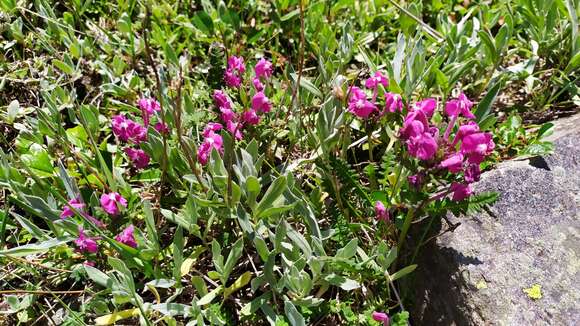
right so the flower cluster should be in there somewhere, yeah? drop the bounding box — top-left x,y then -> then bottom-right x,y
401,93 -> 494,200
60,197 -> 106,228
111,97 -> 167,170
346,74 -> 495,230
348,71 -> 398,119
224,56 -> 246,88
62,190 -> 136,257
198,56 -> 274,165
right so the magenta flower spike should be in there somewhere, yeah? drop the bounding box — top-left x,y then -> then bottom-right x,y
124,148 -> 150,169
460,132 -> 495,164
444,92 -> 475,119
385,92 -> 403,113
154,122 -> 169,134
197,124 -> 225,165
115,225 -> 138,248
75,227 -> 98,254
100,192 -> 127,216
450,182 -> 473,201
251,91 -> 272,113
138,97 -> 160,126
452,121 -> 480,146
374,201 -> 390,222
365,71 -> 389,90
414,98 -> 437,118
254,58 -> 273,79
242,109 -> 261,125
112,115 -> 147,144
372,311 -> 390,325
407,132 -> 438,160
440,153 -> 464,173
60,198 -> 85,219
348,86 -> 377,118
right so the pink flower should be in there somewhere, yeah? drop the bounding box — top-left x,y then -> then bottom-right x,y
408,174 -> 424,189
399,110 -> 429,140
464,163 -> 481,183
203,122 -> 223,137
252,77 -> 264,91
112,115 -> 147,144
61,198 -> 85,219
445,92 -> 475,119
254,58 -> 273,79
100,192 -> 127,216
365,71 -> 389,90
414,98 -> 437,118
452,121 -> 480,146
220,107 -> 235,124
115,225 -> 137,248
460,132 -> 495,164
372,311 -> 390,325
450,182 -> 472,201
154,122 -> 169,134
227,120 -> 243,140
84,214 -> 107,229
197,126 -> 224,165
224,56 -> 245,88
75,228 -> 98,254
213,90 -> 232,111
408,132 -> 438,160
242,109 -> 260,125
138,98 -> 161,126
348,86 -> 376,118
375,201 -> 390,222
224,69 -> 242,88
124,148 -> 150,169
440,153 -> 464,173
252,92 -> 272,113
385,93 -> 403,113
228,56 -> 246,73
83,261 -> 95,267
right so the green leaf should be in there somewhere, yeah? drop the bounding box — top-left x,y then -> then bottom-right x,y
192,11 -> 213,34
222,238 -> 244,283
84,265 -> 112,288
280,9 -> 299,21
324,273 -> 361,291
0,238 -> 70,257
143,201 -> 160,252
388,264 -> 417,282
223,271 -> 252,300
6,100 -> 19,124
150,303 -> 193,317
290,74 -> 322,98
393,34 -> 406,84
284,300 -> 305,326
173,227 -> 184,287
196,285 -> 222,306
21,144 -> 53,176
475,80 -> 503,122
240,292 -> 271,316
66,125 -> 88,147
335,239 -> 358,259
52,59 -> 75,75
254,175 -> 287,219
565,51 -> 580,74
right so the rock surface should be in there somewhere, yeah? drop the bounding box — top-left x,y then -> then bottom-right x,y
413,114 -> 580,325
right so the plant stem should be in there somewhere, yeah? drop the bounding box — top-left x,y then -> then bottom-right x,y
0,190 -> 8,247
174,62 -> 207,191
143,8 -> 170,186
397,207 -> 415,256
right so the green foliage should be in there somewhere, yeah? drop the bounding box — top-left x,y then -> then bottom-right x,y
0,0 -> 569,325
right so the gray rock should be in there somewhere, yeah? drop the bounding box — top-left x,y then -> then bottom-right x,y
413,114 -> 580,325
